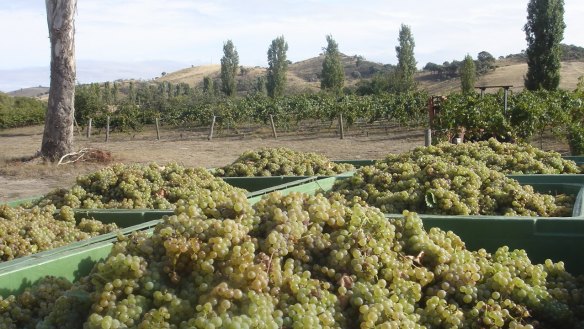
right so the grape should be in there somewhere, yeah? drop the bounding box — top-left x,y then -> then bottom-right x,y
32,162 -> 245,210
0,205 -> 118,262
214,147 -> 355,177
1,192 -> 582,328
331,144 -> 575,216
393,138 -> 580,175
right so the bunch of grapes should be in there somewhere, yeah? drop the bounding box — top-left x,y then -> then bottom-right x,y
0,205 -> 117,262
2,192 -> 582,328
33,162 -> 244,210
398,139 -> 580,174
214,147 -> 355,177
331,154 -> 574,216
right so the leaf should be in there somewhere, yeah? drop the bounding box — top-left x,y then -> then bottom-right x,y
425,191 -> 437,208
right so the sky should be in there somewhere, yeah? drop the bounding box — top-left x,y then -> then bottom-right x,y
1,0 -> 584,92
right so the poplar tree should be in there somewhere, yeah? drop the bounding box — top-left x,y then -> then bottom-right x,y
460,54 -> 476,94
267,36 -> 289,98
320,35 -> 344,94
524,0 -> 565,90
395,24 -> 417,92
220,40 -> 239,96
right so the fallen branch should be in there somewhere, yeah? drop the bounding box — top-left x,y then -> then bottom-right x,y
58,148 -> 91,165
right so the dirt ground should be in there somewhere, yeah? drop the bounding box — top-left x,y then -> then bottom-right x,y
0,124 -> 430,202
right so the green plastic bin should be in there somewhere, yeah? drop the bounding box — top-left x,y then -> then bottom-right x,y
0,220 -> 160,297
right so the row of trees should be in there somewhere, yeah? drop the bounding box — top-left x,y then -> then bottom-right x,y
215,24 -> 418,99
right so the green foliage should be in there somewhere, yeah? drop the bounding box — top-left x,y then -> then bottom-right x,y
0,93 -> 46,128
460,54 -> 476,94
432,89 -> 584,149
320,35 -> 345,94
255,76 -> 267,95
568,124 -> 584,155
220,40 -> 239,97
476,51 -> 496,75
524,0 -> 566,90
203,76 -> 214,94
266,36 -> 289,98
560,43 -> 584,61
395,24 -> 417,92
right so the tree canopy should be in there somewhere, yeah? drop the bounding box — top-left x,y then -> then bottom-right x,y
267,36 -> 289,98
320,35 -> 345,94
524,0 -> 565,90
394,24 -> 417,92
220,40 -> 239,96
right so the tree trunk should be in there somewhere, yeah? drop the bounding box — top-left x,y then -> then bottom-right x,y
41,0 -> 77,161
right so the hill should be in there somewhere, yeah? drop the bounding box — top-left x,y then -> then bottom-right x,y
157,53 -> 390,94
157,51 -> 584,96
417,58 -> 584,95
8,86 -> 49,98
10,45 -> 584,97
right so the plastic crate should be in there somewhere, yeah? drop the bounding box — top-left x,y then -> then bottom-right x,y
223,176 -> 318,193
0,220 -> 160,296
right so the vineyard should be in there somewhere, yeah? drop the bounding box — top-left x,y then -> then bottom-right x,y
55,82 -> 584,153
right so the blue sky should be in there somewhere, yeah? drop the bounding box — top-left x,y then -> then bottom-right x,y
1,0 -> 584,92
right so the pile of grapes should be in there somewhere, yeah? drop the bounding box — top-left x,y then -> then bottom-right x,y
331,154 -> 574,216
402,139 -> 580,174
32,162 -> 244,210
214,147 -> 355,177
0,191 -> 582,328
0,205 -> 117,262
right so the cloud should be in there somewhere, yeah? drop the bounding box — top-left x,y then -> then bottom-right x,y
1,0 -> 583,89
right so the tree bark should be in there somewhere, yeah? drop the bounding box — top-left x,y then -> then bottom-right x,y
41,0 -> 77,161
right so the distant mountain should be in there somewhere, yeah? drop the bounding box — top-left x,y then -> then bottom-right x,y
0,60 -> 191,93
8,86 -> 49,98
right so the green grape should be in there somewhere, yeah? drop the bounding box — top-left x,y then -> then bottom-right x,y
214,147 -> 355,177
331,140 -> 575,217
2,191 -> 583,328
0,205 -> 118,262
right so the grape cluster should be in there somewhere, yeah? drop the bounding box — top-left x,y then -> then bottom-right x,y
214,147 -> 355,177
1,192 -> 582,328
331,153 -> 574,216
33,162 -> 244,210
404,139 -> 580,174
0,205 -> 117,262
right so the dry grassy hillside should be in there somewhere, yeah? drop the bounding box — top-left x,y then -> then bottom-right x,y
158,56 -> 584,96
417,59 -> 584,95
157,53 -> 387,94
13,54 -> 584,98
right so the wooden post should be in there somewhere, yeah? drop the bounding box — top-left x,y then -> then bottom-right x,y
87,118 -> 92,139
425,128 -> 432,146
105,116 -> 110,142
155,118 -> 160,140
208,115 -> 216,141
503,87 -> 509,115
339,113 -> 345,139
269,114 -> 278,139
